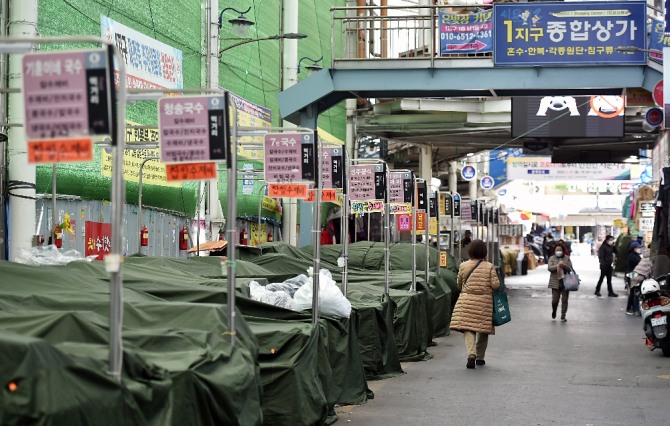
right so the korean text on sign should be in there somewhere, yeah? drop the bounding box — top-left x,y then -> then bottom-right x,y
349,164 -> 385,201
493,2 -> 646,66
263,133 -> 315,183
23,50 -> 112,140
159,95 -> 228,164
85,221 -> 112,260
439,10 -> 493,54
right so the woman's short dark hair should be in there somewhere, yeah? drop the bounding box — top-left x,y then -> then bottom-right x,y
468,239 -> 487,260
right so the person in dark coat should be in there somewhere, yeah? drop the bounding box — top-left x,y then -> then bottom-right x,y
548,243 -> 573,321
595,235 -> 618,297
625,242 -> 642,315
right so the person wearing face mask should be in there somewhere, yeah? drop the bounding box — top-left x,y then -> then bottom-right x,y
625,242 -> 643,315
548,243 -> 573,321
595,235 -> 618,297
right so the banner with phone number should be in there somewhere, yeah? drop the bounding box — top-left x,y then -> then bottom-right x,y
439,10 -> 493,55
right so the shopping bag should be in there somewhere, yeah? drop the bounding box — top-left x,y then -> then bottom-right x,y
563,272 -> 580,291
492,288 -> 511,326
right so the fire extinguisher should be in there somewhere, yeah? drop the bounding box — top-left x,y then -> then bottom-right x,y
140,225 -> 149,247
53,228 -> 63,249
240,228 -> 248,245
179,225 -> 189,251
267,230 -> 273,242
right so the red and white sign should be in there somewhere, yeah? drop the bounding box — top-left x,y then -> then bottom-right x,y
397,214 -> 412,231
653,80 -> 663,107
85,221 -> 112,260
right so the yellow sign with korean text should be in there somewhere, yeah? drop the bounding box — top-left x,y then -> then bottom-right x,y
101,121 -> 179,187
429,217 -> 438,235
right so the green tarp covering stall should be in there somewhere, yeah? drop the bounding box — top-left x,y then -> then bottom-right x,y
0,257 -> 370,425
0,261 -> 262,426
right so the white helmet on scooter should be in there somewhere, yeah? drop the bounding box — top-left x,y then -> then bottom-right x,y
640,279 -> 661,295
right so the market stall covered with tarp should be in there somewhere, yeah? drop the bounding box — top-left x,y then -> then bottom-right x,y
0,260 -> 263,426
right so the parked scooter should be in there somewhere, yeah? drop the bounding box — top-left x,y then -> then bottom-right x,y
640,278 -> 670,356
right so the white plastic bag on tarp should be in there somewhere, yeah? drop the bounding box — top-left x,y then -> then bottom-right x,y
14,245 -> 98,265
249,281 -> 294,310
293,269 -> 352,318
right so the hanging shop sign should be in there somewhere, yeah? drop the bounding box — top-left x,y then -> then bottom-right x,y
23,49 -> 114,163
263,132 -> 315,183
158,95 -> 229,166
416,181 -> 427,211
453,193 -> 461,217
321,147 -> 344,189
101,15 -> 183,89
349,164 -> 386,201
493,2 -> 646,66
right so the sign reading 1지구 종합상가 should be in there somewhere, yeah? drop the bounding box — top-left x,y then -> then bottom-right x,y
23,49 -> 114,164
263,133 -> 315,183
493,1 -> 646,66
158,95 -> 228,163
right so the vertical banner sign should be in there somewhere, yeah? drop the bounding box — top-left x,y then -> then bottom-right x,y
439,10 -> 493,54
229,92 -> 273,160
443,193 -> 453,216
648,19 -> 667,63
461,201 -> 472,221
349,164 -> 379,201
23,50 -> 114,163
159,95 -> 227,163
85,221 -> 112,260
453,193 -> 461,217
429,193 -> 438,218
416,181 -> 427,211
493,2 -> 646,66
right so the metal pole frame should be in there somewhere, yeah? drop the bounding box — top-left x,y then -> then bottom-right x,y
425,187 -> 432,286
350,158 -> 390,293
312,130 -> 322,324
388,168 -> 413,292
454,192 -> 461,262
137,156 -> 160,253
341,149 -> 351,297
51,165 -> 57,244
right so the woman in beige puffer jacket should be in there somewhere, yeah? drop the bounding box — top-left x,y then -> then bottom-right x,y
450,240 -> 500,369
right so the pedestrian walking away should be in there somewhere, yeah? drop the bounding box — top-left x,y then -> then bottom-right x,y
450,240 -> 500,369
548,244 -> 573,322
595,235 -> 618,297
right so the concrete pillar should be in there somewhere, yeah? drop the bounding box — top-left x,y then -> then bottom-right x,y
419,145 -> 432,183
8,0 -> 38,260
448,161 -> 458,194
282,0 -> 299,246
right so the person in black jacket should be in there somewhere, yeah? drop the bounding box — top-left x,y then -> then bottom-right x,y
595,235 -> 618,297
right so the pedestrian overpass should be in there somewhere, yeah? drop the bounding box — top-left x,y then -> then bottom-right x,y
278,3 -> 663,163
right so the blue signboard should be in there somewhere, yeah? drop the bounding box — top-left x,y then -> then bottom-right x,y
439,10 -> 493,55
489,148 -> 523,188
649,19 -> 667,63
493,1 -> 647,66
